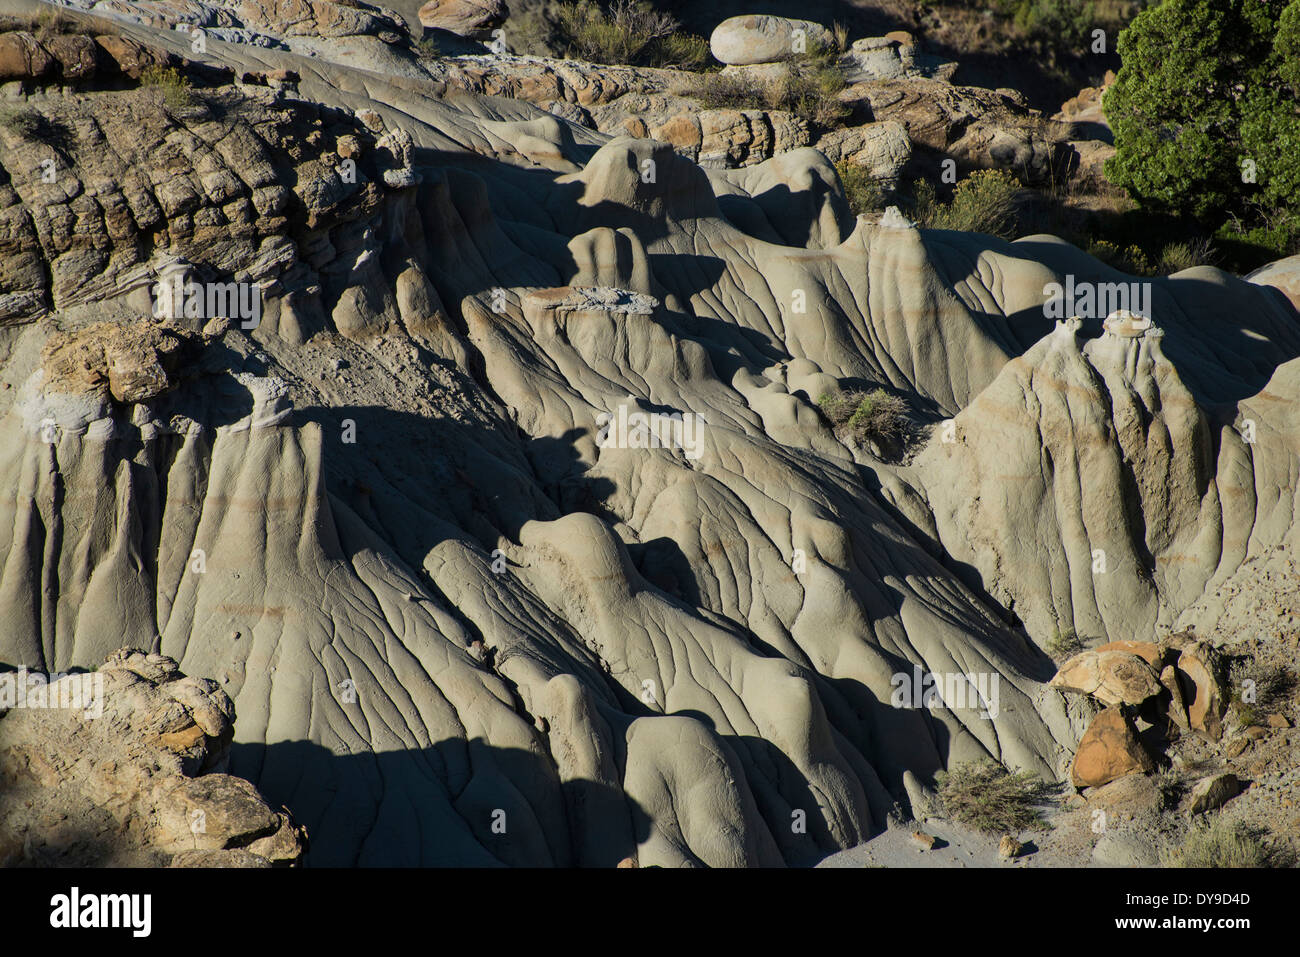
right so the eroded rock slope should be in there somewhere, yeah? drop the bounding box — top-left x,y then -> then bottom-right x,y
0,0 -> 1297,866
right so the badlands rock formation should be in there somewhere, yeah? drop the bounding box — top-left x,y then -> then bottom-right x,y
25,0 -> 1068,185
1,649 -> 306,865
0,1 -> 1297,867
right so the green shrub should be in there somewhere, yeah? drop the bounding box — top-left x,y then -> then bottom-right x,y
412,34 -> 438,59
919,169 -> 1025,239
1155,237 -> 1216,274
1087,238 -> 1154,274
831,21 -> 851,54
1230,696 -> 1263,727
1229,659 -> 1297,725
1153,766 -> 1187,809
1252,661 -> 1297,705
0,8 -> 98,38
1105,0 -> 1300,242
690,71 -> 758,110
653,32 -> 710,70
1161,818 -> 1270,868
34,7 -> 74,39
819,388 -> 909,451
769,63 -> 848,130
935,761 -> 1055,834
140,65 -> 194,111
835,161 -> 886,216
1214,215 -> 1300,265
906,177 -> 940,224
846,392 -> 907,444
818,391 -> 855,424
0,107 -> 74,153
0,106 -> 44,139
1008,0 -> 1097,45
544,0 -> 709,69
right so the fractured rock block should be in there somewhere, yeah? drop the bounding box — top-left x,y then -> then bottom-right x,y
1049,649 -> 1163,707
1175,642 -> 1227,741
1071,707 -> 1155,787
418,0 -> 506,38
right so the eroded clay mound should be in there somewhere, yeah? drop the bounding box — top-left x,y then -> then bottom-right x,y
0,0 -> 1295,867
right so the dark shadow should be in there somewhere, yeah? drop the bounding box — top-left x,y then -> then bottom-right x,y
855,464 -> 1050,674
525,427 -> 617,519
228,737 -> 637,867
627,536 -> 703,607
717,180 -> 856,250
0,824 -> 124,867
727,733 -> 865,865
1065,120 -> 1113,145
422,28 -> 491,57
230,720 -> 882,867
1135,719 -> 1173,762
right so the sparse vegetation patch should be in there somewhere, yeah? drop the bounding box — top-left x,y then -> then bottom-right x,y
912,169 -> 1027,239
935,761 -> 1056,834
1160,817 -> 1271,868
835,161 -> 886,216
1045,626 -> 1088,660
140,65 -> 195,111
512,0 -> 709,69
819,388 -> 910,455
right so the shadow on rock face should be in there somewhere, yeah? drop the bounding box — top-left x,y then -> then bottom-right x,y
230,738 -> 652,868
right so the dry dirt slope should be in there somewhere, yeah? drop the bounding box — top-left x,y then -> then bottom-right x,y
0,0 -> 1297,866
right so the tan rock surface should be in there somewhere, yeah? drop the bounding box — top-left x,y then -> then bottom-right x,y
1049,649 -> 1164,706
0,0 -> 1295,868
1071,708 -> 1155,787
0,650 -> 304,866
709,15 -> 834,66
417,0 -> 504,37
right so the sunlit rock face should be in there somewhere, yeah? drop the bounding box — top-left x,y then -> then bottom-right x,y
0,1 -> 1297,867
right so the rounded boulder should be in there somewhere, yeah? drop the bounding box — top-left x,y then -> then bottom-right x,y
709,15 -> 834,66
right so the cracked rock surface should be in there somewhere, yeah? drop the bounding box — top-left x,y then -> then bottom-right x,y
0,0 -> 1297,867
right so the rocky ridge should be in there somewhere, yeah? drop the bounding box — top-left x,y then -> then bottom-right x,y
0,0 -> 1296,867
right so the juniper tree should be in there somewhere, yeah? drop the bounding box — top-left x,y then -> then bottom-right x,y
1105,0 -> 1300,234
